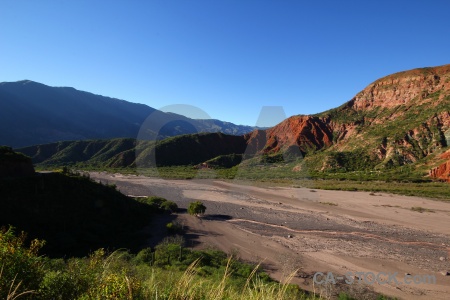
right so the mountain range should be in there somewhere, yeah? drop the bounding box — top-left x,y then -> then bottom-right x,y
12,64 -> 450,181
0,80 -> 257,148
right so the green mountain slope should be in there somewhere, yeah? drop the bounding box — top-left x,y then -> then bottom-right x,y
17,133 -> 248,169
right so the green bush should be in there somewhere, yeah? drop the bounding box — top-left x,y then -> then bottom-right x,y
84,270 -> 140,300
38,271 -> 83,300
137,196 -> 166,207
137,196 -> 178,214
0,226 -> 45,300
188,201 -> 206,216
133,248 -> 153,265
154,243 -> 183,265
160,200 -> 178,213
166,221 -> 182,234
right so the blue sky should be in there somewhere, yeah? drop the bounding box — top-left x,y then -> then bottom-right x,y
1,1 -> 450,127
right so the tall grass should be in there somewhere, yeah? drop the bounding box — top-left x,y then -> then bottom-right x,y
136,256 -> 312,300
0,228 -> 318,300
0,266 -> 36,300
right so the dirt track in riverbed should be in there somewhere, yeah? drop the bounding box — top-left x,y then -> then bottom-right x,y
90,172 -> 450,300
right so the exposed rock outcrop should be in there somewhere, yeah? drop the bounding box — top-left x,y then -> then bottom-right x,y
429,150 -> 450,182
351,65 -> 450,112
244,116 -> 333,155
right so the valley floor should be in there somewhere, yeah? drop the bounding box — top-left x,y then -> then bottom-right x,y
89,172 -> 450,300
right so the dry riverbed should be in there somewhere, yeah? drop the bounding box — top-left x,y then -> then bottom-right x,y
90,172 -> 450,300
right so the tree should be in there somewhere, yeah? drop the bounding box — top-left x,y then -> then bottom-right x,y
188,201 -> 206,216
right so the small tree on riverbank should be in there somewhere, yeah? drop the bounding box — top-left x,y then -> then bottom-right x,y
188,201 -> 206,216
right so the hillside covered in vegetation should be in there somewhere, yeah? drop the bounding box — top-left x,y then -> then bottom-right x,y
17,133 -> 248,169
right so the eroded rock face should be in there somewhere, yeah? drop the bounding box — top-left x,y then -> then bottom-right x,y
351,65 -> 450,112
429,150 -> 450,182
265,116 -> 333,153
244,116 -> 334,155
383,111 -> 450,165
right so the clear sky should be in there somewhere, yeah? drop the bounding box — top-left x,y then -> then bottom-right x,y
1,1 -> 450,127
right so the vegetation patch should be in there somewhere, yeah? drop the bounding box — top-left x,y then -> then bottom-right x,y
202,154 -> 243,169
319,201 -> 338,206
188,201 -> 207,216
136,196 -> 179,213
410,206 -> 435,213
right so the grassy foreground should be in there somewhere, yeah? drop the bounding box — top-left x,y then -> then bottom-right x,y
0,228 -> 397,300
1,227 -> 320,300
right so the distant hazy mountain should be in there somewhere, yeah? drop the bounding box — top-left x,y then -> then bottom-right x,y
0,80 -> 257,147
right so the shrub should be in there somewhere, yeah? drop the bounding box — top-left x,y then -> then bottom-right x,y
137,196 -> 166,208
166,221 -> 182,234
0,226 -> 45,300
85,270 -> 140,300
160,200 -> 178,213
154,243 -> 183,265
38,271 -> 82,300
133,248 -> 153,265
188,201 -> 206,216
137,196 -> 179,213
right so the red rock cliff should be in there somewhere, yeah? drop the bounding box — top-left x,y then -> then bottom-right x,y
351,65 -> 450,112
244,116 -> 334,155
429,150 -> 450,182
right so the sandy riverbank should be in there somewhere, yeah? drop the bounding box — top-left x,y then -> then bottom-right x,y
90,172 -> 450,299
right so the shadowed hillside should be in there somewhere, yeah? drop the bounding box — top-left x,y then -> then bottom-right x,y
0,146 -> 35,178
17,133 -> 249,169
0,148 -> 167,257
0,171 -> 161,257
